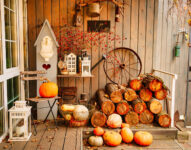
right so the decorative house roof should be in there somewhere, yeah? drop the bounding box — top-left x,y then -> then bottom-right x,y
34,19 -> 59,47
67,53 -> 76,57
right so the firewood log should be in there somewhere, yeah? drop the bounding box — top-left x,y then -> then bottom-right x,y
129,79 -> 142,91
96,89 -> 115,115
139,109 -> 154,124
124,111 -> 139,125
91,111 -> 107,127
116,100 -> 130,115
105,83 -> 123,103
124,88 -> 138,101
147,99 -> 162,114
156,111 -> 171,127
142,74 -> 163,91
154,88 -> 168,100
139,88 -> 152,102
132,99 -> 146,114
149,79 -> 163,92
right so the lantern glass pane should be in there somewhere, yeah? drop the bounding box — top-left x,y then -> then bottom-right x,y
12,118 -> 24,137
28,115 -> 31,134
0,109 -> 4,136
83,66 -> 89,73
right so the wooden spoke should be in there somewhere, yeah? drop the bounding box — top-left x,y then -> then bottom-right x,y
124,68 -> 134,78
126,62 -> 139,67
122,69 -> 128,84
129,67 -> 139,71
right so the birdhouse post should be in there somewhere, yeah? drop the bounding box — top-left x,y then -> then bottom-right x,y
34,19 -> 59,120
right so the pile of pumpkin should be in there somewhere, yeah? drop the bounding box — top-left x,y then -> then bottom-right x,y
60,104 -> 90,127
87,125 -> 153,147
91,74 -> 171,128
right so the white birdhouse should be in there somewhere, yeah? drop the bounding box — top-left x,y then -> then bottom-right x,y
67,53 -> 77,74
34,19 -> 59,62
82,55 -> 91,76
8,101 -> 32,141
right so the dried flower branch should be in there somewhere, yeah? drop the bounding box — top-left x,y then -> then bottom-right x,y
54,24 -> 126,59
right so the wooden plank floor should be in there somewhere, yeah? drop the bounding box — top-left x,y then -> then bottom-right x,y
0,121 -> 82,150
0,122 -> 190,150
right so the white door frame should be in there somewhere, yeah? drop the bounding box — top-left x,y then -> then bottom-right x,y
0,0 -> 24,142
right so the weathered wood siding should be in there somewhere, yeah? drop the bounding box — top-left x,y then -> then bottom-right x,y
153,0 -> 189,116
27,0 -> 189,116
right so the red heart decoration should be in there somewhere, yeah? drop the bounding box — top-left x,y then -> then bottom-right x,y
42,64 -> 51,70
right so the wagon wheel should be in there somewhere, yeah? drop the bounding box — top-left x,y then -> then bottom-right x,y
103,47 -> 142,85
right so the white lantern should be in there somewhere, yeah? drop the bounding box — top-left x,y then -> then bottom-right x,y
67,53 -> 77,74
8,101 -> 32,141
82,56 -> 91,76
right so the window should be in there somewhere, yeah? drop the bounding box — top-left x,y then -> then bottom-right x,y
0,0 -> 22,142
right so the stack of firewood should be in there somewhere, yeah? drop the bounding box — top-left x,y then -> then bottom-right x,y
91,74 -> 171,128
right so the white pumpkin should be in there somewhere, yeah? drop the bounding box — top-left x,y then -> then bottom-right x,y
73,105 -> 89,121
107,114 -> 122,128
88,136 -> 103,146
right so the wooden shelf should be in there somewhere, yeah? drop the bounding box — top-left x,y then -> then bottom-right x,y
57,74 -> 94,78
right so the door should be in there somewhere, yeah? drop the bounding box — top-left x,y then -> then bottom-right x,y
0,0 -> 24,142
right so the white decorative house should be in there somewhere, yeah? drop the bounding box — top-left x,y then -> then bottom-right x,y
8,101 -> 32,141
34,19 -> 59,120
67,53 -> 77,74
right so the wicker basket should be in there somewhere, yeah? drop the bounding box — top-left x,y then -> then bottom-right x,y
58,103 -> 95,127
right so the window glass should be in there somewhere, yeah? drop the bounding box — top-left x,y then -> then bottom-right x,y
7,76 -> 19,109
4,0 -> 10,8
4,0 -> 18,68
0,8 -> 2,75
0,109 -> 4,136
0,83 -> 3,107
0,82 -> 4,136
4,8 -> 10,40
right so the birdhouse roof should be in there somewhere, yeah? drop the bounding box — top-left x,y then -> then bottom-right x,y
34,19 -> 59,47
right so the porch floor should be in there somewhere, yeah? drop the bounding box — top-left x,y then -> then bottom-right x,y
0,121 -> 190,150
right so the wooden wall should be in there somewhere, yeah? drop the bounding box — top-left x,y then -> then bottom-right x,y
153,0 -> 189,116
27,0 -> 189,116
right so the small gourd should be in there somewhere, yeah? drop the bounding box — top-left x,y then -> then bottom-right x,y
88,136 -> 103,147
107,114 -> 122,128
73,105 -> 89,121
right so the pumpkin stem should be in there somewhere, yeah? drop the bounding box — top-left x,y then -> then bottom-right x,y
43,77 -> 50,82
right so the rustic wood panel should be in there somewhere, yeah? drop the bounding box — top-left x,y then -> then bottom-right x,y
27,0 -> 189,116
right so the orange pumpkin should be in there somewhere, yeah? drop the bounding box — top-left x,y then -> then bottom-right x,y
39,82 -> 58,98
121,127 -> 134,143
121,123 -> 130,128
93,127 -> 104,136
103,131 -> 122,146
134,131 -> 153,146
